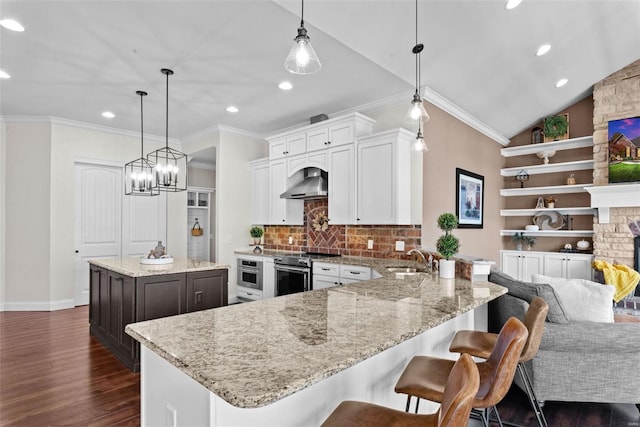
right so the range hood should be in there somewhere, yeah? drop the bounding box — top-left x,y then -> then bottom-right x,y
280,167 -> 328,200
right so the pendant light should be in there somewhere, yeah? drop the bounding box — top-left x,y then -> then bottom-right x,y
413,122 -> 428,152
406,0 -> 430,124
125,91 -> 159,196
284,0 -> 321,74
147,68 -> 188,192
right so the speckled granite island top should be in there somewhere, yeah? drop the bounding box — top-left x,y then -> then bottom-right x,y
126,269 -> 506,409
88,257 -> 229,277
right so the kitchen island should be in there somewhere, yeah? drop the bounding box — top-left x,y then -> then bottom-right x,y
126,264 -> 506,426
88,257 -> 228,372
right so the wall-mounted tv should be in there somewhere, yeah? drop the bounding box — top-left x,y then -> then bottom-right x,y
608,117 -> 640,183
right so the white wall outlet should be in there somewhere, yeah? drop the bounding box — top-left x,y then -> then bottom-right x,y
367,239 -> 374,250
288,236 -> 293,245
395,241 -> 405,251
165,403 -> 177,427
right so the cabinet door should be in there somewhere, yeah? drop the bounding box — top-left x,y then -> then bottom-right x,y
543,253 -> 566,278
329,122 -> 354,146
564,255 -> 593,280
269,160 -> 303,225
307,127 -> 329,152
136,274 -> 187,321
286,133 -> 306,156
89,266 -> 104,328
269,138 -> 287,159
328,145 -> 356,224
250,160 -> 270,225
357,139 -> 395,224
500,251 -> 522,280
313,262 -> 340,277
186,269 -> 228,312
520,253 -> 544,282
313,274 -> 340,290
107,271 -> 124,348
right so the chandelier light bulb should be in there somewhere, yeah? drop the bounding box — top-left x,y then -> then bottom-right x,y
295,41 -> 311,67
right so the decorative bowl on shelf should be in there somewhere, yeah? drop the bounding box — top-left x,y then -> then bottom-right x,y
140,256 -> 174,265
533,211 -> 565,230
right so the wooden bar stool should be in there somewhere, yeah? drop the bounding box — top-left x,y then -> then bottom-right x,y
394,317 -> 528,427
449,296 -> 549,427
321,353 -> 480,427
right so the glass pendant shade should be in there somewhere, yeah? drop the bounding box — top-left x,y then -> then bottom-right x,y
125,90 -> 159,196
148,68 -> 188,192
406,91 -> 430,124
413,127 -> 428,152
284,0 -> 320,74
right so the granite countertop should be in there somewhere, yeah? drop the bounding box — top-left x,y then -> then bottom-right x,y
126,268 -> 506,408
88,257 -> 229,277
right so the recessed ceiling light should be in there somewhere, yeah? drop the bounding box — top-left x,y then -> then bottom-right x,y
555,78 -> 568,88
0,69 -> 10,79
536,44 -> 551,56
226,106 -> 239,113
278,81 -> 293,90
505,0 -> 522,10
102,111 -> 115,119
0,18 -> 25,32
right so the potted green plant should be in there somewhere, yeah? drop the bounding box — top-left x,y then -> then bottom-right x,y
436,213 -> 460,278
249,226 -> 264,245
543,114 -> 568,141
512,232 -> 535,251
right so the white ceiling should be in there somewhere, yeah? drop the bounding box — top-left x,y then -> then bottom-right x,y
1,0 -> 639,154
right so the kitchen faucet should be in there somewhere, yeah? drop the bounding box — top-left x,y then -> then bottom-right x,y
407,248 -> 433,272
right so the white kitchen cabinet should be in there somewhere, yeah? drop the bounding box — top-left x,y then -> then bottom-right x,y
249,159 -> 270,225
328,145 -> 356,224
306,121 -> 356,152
269,159 -> 303,225
543,252 -> 593,280
269,134 -> 306,159
356,129 -> 421,225
500,250 -> 544,282
312,262 -> 371,290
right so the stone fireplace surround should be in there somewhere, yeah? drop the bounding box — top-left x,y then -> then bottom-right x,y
590,59 -> 640,269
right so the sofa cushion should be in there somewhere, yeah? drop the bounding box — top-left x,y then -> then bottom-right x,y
489,270 -> 569,323
531,274 -> 614,323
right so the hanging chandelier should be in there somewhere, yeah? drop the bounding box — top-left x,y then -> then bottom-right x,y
147,68 -> 188,192
124,90 -> 159,196
284,0 -> 321,74
406,0 -> 430,124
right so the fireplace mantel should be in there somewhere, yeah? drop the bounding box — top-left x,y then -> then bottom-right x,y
586,184 -> 640,223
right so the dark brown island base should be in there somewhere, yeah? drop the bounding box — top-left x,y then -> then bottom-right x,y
88,258 -> 229,372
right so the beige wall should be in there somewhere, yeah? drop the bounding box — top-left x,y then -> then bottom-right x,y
363,101 -> 505,263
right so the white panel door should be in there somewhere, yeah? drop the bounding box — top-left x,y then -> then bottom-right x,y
122,193 -> 166,258
74,163 -> 122,306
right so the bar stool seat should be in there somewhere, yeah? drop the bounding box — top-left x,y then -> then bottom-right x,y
322,353 -> 480,427
395,317 -> 528,427
449,296 -> 549,427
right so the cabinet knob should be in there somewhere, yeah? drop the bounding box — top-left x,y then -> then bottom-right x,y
327,141 -> 332,145
282,219 -> 285,222
357,218 -> 360,221
75,250 -> 79,254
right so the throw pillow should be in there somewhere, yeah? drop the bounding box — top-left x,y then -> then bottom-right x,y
489,270 -> 569,323
531,274 -> 615,323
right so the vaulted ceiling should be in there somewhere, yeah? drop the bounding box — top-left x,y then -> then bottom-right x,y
1,0 -> 639,146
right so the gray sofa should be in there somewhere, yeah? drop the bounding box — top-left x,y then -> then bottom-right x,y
488,270 -> 640,406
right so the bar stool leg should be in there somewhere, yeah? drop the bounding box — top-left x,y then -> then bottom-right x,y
517,363 -> 548,427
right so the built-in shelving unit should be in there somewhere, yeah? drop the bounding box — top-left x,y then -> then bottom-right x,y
500,135 -> 595,241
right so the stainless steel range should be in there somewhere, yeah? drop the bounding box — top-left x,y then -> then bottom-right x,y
273,252 -> 340,296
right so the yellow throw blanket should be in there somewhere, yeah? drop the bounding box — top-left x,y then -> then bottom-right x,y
592,260 -> 640,302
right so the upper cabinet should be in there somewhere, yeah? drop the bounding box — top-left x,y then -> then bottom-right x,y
500,135 -> 596,238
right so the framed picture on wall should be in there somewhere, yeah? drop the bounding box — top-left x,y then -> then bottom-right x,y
608,116 -> 640,183
456,168 -> 484,229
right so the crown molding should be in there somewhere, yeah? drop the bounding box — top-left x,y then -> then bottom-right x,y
0,115 -> 181,145
183,123 -> 264,145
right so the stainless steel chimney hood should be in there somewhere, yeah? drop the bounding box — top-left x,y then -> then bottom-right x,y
280,167 -> 328,200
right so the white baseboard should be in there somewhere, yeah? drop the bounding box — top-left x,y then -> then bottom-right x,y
1,299 -> 75,312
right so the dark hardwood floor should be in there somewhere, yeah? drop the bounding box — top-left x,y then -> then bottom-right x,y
1,306 -> 639,426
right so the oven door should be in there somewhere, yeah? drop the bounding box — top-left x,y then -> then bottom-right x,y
275,265 -> 310,296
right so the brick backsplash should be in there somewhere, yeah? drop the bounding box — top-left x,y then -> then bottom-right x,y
263,199 -> 421,260
592,59 -> 640,267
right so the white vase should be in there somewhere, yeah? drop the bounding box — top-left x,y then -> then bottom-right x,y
439,259 -> 456,279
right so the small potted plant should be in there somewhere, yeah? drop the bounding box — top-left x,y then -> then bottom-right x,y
249,226 -> 264,245
512,232 -> 536,251
436,213 -> 460,278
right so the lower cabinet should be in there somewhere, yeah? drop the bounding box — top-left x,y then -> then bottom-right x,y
312,263 -> 371,290
500,250 -> 593,282
89,265 -> 228,372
